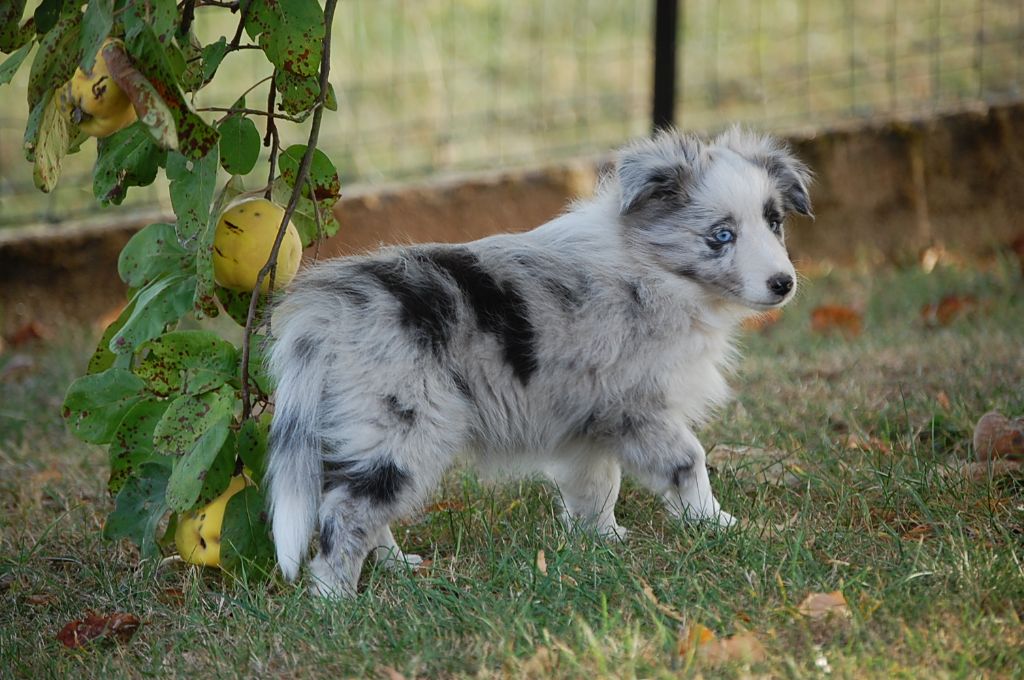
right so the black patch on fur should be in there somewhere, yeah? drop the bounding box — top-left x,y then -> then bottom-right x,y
335,283 -> 371,308
626,281 -> 644,308
760,155 -> 812,216
323,458 -> 408,504
293,334 -> 318,364
428,248 -> 538,385
671,461 -> 696,487
384,394 -> 416,425
451,372 -> 474,400
361,259 -> 456,355
319,517 -> 336,555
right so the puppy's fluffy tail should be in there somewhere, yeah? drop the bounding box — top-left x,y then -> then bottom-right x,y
265,321 -> 324,582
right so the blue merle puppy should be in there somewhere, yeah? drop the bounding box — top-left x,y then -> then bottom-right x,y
266,127 -> 812,596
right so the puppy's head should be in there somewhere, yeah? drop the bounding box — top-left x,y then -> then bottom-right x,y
616,127 -> 812,310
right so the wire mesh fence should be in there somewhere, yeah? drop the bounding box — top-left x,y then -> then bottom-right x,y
1,0 -> 1022,228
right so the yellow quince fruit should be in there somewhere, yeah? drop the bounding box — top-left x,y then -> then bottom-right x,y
212,197 -> 303,293
174,475 -> 248,567
61,38 -> 138,138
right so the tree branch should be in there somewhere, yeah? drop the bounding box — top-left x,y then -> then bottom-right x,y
240,1 -> 337,420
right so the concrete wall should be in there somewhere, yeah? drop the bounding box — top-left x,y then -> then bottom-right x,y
2,102 -> 1022,333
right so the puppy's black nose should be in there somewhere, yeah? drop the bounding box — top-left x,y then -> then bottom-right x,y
767,273 -> 794,297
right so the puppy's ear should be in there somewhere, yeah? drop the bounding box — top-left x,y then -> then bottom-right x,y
715,127 -> 814,217
617,132 -> 702,216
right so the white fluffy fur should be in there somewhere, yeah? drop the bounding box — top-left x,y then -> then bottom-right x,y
266,128 -> 812,596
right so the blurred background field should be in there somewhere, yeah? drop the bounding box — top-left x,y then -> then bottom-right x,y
1,0 -> 1023,227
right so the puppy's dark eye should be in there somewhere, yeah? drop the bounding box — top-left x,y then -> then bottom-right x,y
769,219 -> 783,234
711,228 -> 735,244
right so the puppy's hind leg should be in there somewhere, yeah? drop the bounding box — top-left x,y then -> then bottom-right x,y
547,445 -> 627,541
308,486 -> 382,598
370,525 -> 423,571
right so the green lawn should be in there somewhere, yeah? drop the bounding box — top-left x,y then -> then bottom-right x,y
1,257 -> 1022,678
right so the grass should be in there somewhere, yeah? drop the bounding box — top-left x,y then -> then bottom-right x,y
1,256 -> 1023,678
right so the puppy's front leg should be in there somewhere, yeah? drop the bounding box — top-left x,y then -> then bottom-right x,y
617,417 -> 736,527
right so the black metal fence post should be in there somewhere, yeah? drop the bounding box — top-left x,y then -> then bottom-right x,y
652,0 -> 679,131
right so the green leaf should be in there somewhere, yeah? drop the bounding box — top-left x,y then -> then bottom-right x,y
121,0 -> 177,45
278,144 -> 341,202
238,413 -> 270,483
102,40 -> 178,150
87,298 -> 136,374
158,386 -> 235,512
220,485 -> 275,575
31,89 -> 74,192
33,0 -> 64,35
166,148 -> 220,316
118,222 -> 190,289
124,23 -> 218,159
218,116 -> 260,176
216,285 -> 256,327
110,272 -> 196,354
62,368 -> 147,445
78,0 -> 113,73
0,0 -> 32,52
271,175 -> 339,248
154,385 -> 235,457
245,0 -> 325,77
135,330 -> 238,397
103,460 -> 171,559
275,70 -> 317,117
200,37 -> 228,85
108,397 -> 170,493
246,334 -> 275,397
195,428 -> 236,508
27,10 -> 80,112
93,121 -> 167,205
22,95 -> 46,162
0,41 -> 33,86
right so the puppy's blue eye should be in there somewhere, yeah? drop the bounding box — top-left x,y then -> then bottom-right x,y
769,220 -> 782,234
713,229 -> 735,244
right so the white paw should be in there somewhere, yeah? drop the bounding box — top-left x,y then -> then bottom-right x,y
683,508 -> 738,529
374,548 -> 424,571
599,523 -> 629,542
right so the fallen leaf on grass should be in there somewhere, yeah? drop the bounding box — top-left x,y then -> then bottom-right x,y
900,524 -> 933,541
921,294 -> 978,327
535,549 -> 547,575
741,308 -> 782,332
810,305 -> 862,336
57,612 -> 140,648
679,625 -> 767,666
638,578 -> 685,622
844,433 -> 892,454
559,573 -> 577,587
935,390 -> 952,411
157,588 -> 185,606
797,591 -> 851,620
25,593 -> 57,606
973,412 -> 1024,462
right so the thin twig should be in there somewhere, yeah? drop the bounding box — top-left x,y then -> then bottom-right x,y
240,1 -> 338,420
200,106 -> 305,124
263,73 -> 280,200
227,0 -> 251,50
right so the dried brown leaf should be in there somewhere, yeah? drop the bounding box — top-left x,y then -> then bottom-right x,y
797,591 -> 851,620
697,631 -> 767,666
638,578 -> 685,622
921,294 -> 978,327
810,305 -> 862,336
57,612 -> 140,648
6,320 -> 48,347
973,412 -> 1024,462
535,549 -> 547,575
